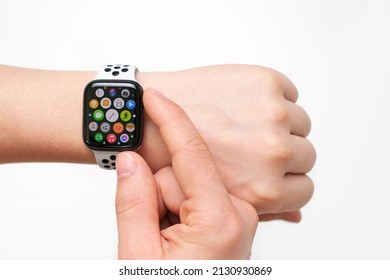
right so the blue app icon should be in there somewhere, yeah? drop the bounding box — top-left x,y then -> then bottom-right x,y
120,134 -> 129,143
126,100 -> 136,110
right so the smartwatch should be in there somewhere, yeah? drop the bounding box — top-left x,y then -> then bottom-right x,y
83,64 -> 144,170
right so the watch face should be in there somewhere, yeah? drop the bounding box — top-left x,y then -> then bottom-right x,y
83,80 -> 143,151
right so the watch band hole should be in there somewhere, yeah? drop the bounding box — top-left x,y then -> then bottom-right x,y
112,71 -> 120,76
104,68 -> 111,72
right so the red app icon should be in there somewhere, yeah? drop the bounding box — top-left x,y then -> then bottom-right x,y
113,122 -> 124,134
107,133 -> 117,144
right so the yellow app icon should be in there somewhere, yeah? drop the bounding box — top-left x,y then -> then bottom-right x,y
89,99 -> 99,109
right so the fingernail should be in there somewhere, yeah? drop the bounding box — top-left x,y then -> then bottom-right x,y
116,152 -> 137,178
148,88 -> 165,98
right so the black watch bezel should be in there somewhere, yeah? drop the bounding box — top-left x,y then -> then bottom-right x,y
82,79 -> 144,152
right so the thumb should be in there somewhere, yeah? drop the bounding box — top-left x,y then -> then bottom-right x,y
115,152 -> 162,259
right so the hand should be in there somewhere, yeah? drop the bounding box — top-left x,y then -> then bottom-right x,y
137,65 -> 316,221
115,88 -> 258,259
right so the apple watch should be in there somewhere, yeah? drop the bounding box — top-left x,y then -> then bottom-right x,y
83,64 -> 143,170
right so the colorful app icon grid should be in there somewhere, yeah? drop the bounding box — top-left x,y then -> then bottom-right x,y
87,86 -> 139,146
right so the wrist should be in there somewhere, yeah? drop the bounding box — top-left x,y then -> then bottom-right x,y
136,72 -> 171,172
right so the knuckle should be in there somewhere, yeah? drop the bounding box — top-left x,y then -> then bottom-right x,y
115,192 -> 147,217
263,134 -> 293,165
249,65 -> 298,103
262,185 -> 283,205
183,132 -> 210,156
264,103 -> 289,124
252,182 -> 284,213
173,132 -> 213,165
251,66 -> 284,89
218,214 -> 246,245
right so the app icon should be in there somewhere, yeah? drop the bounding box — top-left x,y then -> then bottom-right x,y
120,110 -> 131,121
100,122 -> 111,133
95,88 -> 104,98
121,89 -> 130,98
89,122 -> 98,131
113,122 -> 124,134
120,134 -> 129,143
89,99 -> 99,109
126,100 -> 136,110
114,98 -> 124,109
101,97 -> 111,109
109,88 -> 117,97
107,133 -> 117,144
126,122 -> 135,132
94,133 -> 103,143
106,109 -> 119,122
93,110 -> 104,121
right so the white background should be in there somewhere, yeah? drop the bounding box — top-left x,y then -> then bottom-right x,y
0,0 -> 389,259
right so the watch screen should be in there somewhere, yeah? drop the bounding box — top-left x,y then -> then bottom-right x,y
83,81 -> 143,150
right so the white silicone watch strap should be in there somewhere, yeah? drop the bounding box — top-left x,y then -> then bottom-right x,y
94,151 -> 119,170
95,64 -> 137,80
93,64 -> 137,170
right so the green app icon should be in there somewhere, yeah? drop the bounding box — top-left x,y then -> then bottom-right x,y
93,110 -> 104,121
120,110 -> 132,122
94,133 -> 103,143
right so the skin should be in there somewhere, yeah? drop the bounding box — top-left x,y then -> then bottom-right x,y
116,88 -> 258,259
0,64 -> 315,222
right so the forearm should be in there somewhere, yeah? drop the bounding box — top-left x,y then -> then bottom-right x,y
0,65 -> 169,167
0,65 -> 91,163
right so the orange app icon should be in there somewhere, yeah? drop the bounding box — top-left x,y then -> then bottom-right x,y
101,97 -> 111,109
113,122 -> 124,134
89,99 -> 99,109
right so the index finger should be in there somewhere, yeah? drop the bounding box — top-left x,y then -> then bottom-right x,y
143,88 -> 227,200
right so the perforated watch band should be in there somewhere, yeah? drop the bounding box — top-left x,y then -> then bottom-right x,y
94,151 -> 118,170
93,64 -> 138,170
95,64 -> 137,80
